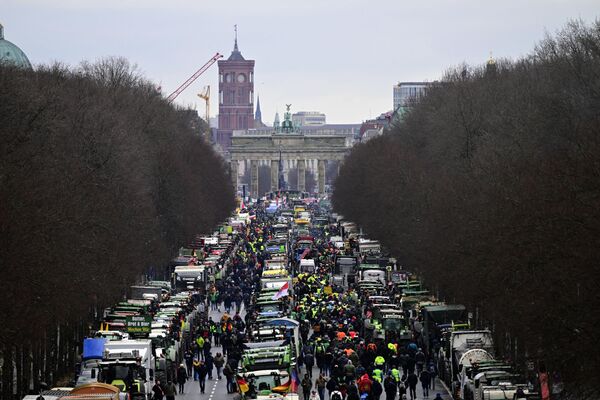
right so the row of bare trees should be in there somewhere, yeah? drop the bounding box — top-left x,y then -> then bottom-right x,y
333,20 -> 600,395
0,58 -> 235,398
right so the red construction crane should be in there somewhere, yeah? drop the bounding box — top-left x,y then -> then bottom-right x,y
167,52 -> 223,103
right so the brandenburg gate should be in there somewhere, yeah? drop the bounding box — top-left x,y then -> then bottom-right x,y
229,106 -> 349,196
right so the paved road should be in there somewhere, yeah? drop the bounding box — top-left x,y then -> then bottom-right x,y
178,303 -> 243,400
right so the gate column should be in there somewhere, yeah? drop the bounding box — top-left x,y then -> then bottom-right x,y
250,160 -> 259,197
297,159 -> 306,192
230,160 -> 239,190
271,160 -> 279,193
318,159 -> 326,195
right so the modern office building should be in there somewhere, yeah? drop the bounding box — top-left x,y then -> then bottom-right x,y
292,111 -> 326,127
393,82 -> 430,111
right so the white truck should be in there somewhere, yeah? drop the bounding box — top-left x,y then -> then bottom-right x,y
457,349 -> 496,399
173,265 -> 206,291
97,339 -> 155,400
438,329 -> 495,396
478,382 -> 531,400
358,239 -> 381,254
130,286 -> 163,301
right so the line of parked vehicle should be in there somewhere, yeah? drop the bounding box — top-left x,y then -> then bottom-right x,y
328,212 -> 540,400
25,226 -> 242,400
26,190 -> 542,400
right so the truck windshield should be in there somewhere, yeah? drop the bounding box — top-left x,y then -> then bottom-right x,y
247,375 -> 283,397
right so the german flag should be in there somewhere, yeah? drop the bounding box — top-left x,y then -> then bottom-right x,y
237,376 -> 249,393
272,380 -> 291,393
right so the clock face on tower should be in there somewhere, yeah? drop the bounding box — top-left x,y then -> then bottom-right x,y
225,73 -> 232,83
237,73 -> 246,83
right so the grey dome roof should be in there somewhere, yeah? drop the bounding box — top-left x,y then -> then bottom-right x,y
0,24 -> 32,69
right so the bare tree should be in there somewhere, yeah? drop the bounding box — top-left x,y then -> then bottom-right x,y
333,20 -> 600,396
0,57 -> 234,398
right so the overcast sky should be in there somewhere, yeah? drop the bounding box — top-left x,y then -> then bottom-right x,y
3,0 -> 599,123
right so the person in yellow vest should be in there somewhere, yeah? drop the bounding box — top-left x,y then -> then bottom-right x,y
387,343 -> 397,354
390,367 -> 401,384
374,355 -> 386,370
196,337 -> 205,359
372,368 -> 383,383
192,358 -> 201,381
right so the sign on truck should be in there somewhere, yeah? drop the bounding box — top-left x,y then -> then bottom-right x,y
126,316 -> 152,336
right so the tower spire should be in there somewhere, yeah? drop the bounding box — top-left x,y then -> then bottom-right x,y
234,24 -> 239,52
227,24 -> 245,60
255,94 -> 262,123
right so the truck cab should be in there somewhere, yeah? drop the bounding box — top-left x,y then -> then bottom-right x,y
355,264 -> 387,284
98,340 -> 155,400
239,370 -> 299,400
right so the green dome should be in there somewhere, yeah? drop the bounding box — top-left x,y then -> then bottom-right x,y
0,23 -> 32,69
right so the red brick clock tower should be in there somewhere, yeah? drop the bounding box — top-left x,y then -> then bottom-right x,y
217,30 -> 255,152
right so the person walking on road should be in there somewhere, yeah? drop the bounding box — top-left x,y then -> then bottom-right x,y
205,352 -> 214,380
326,374 -> 339,399
427,361 -> 437,390
198,360 -> 209,394
223,362 -> 235,393
152,380 -> 164,400
357,373 -> 373,395
164,380 -> 177,400
304,351 -> 315,378
398,382 -> 406,400
384,375 -> 397,400
344,361 -> 357,385
210,291 -> 219,311
406,372 -> 418,400
415,349 -> 426,374
371,375 -> 383,400
315,373 -> 327,400
193,358 -> 201,381
177,363 -> 187,394
196,336 -> 205,360
184,350 -> 193,378
214,352 -> 225,380
302,374 -> 312,400
221,333 -> 230,357
347,382 -> 360,400
323,348 -> 333,377
419,369 -> 431,398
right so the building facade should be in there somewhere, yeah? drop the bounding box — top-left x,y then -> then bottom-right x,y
216,36 -> 255,152
292,111 -> 326,127
229,106 -> 349,197
359,111 -> 393,142
236,122 -> 360,148
393,82 -> 430,111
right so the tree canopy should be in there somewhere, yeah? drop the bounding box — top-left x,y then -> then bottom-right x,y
0,57 -> 234,343
333,20 -> 600,393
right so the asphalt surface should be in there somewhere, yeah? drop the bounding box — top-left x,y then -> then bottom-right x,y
177,303 -> 239,400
